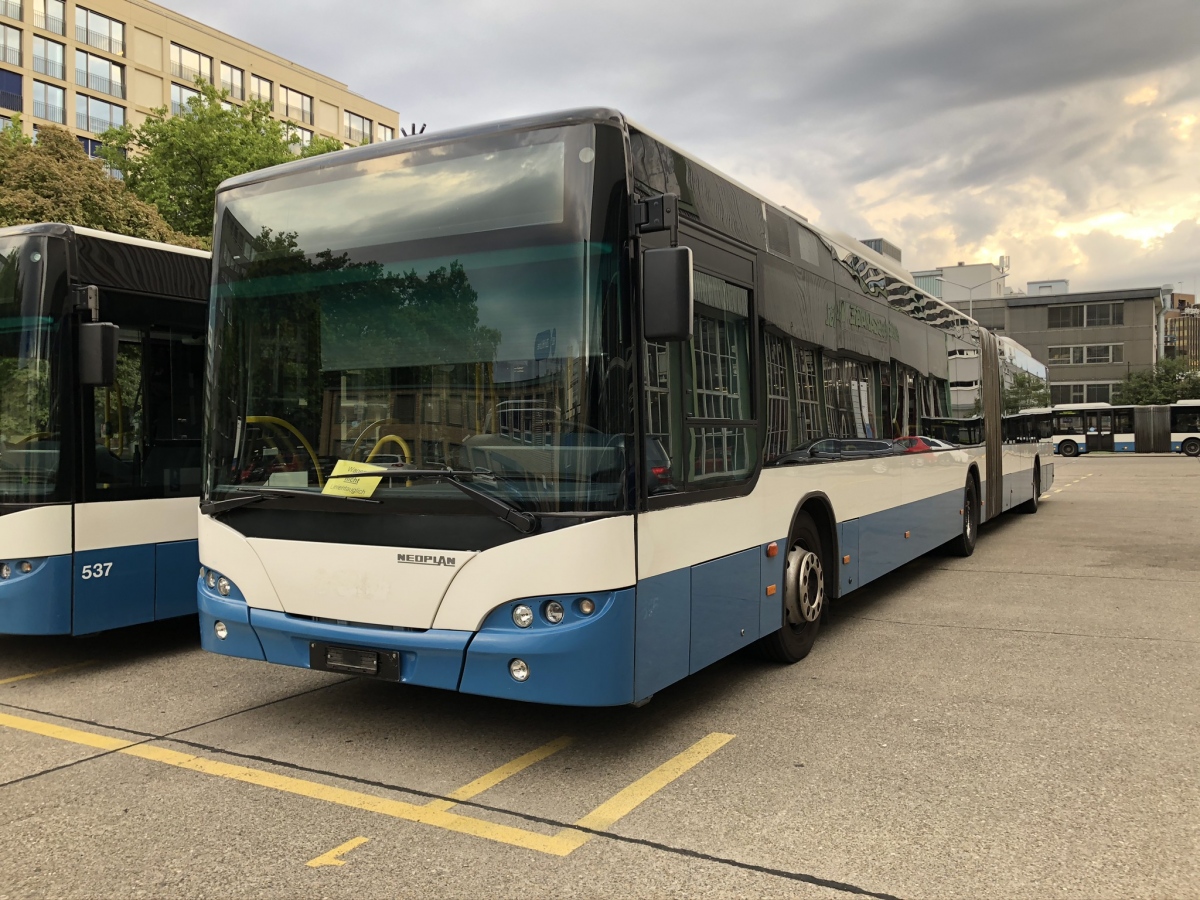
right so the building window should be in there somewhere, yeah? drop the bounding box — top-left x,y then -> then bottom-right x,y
285,122 -> 312,149
1048,305 -> 1084,329
34,0 -> 64,36
75,93 -> 123,133
170,82 -> 200,116
248,74 -> 272,106
1047,345 -> 1123,365
279,85 -> 312,124
0,0 -> 18,25
0,67 -> 19,113
32,35 -> 64,79
75,7 -> 123,56
377,124 -> 394,142
1086,302 -> 1123,326
1048,346 -> 1084,365
78,134 -> 122,178
1085,383 -> 1112,403
1085,344 -> 1123,364
344,110 -> 371,143
1,23 -> 19,67
32,78 -> 63,123
75,50 -> 124,98
1050,384 -> 1084,405
219,62 -> 243,100
170,43 -> 211,84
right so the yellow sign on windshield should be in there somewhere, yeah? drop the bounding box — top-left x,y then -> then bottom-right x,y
321,460 -> 388,499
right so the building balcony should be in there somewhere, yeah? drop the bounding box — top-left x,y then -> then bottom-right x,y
248,92 -> 273,110
220,79 -> 244,100
75,26 -> 123,56
345,126 -> 370,144
171,61 -> 211,84
76,111 -> 116,133
1,0 -> 20,23
33,55 -> 64,79
35,13 -> 65,35
283,103 -> 312,124
1,44 -> 18,67
0,89 -> 21,112
76,69 -> 125,99
34,99 -> 63,123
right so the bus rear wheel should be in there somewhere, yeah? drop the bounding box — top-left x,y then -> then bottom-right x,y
1183,438 -> 1200,457
756,512 -> 825,664
1059,440 -> 1079,458
946,477 -> 979,557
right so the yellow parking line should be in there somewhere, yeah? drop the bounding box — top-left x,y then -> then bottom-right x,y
0,662 -> 94,686
0,710 -> 733,857
424,735 -> 572,813
306,836 -> 369,868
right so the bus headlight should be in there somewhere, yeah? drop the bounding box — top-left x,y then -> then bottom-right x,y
18,561 -> 31,574
577,598 -> 596,616
512,605 -> 533,628
216,577 -> 232,597
544,601 -> 564,624
0,564 -> 9,580
205,570 -> 217,590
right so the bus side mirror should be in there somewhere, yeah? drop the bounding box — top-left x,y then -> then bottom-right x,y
643,246 -> 693,342
79,322 -> 119,386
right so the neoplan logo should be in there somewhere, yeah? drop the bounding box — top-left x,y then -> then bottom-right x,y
397,553 -> 457,567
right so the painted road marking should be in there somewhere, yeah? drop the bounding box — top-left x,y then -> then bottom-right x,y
0,662 -> 94,686
0,711 -> 733,857
424,734 -> 572,813
307,836 -> 369,868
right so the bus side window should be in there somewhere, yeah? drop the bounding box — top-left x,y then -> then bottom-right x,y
93,333 -> 144,490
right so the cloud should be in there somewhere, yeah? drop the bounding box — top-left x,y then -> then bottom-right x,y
158,0 -> 1200,292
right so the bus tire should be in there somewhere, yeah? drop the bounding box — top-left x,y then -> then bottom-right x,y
946,477 -> 979,557
756,512 -> 825,664
1018,463 -> 1040,514
1183,438 -> 1200,457
1059,440 -> 1079,458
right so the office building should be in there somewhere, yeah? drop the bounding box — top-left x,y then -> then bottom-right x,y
0,0 -> 397,156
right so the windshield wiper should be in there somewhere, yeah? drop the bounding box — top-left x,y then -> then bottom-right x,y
325,467 -> 538,533
201,486 -> 381,516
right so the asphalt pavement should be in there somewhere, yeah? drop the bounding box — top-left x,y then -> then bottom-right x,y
0,454 -> 1197,899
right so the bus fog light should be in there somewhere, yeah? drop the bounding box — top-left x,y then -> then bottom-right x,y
205,570 -> 217,589
216,577 -> 232,597
214,621 -> 229,640
509,659 -> 529,682
544,601 -> 564,624
578,598 -> 595,616
0,564 -> 10,580
19,561 -> 32,574
199,566 -> 207,581
512,605 -> 533,628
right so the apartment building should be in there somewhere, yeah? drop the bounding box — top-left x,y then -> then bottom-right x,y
0,0 -> 397,157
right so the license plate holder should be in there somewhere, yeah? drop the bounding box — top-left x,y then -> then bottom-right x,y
309,642 -> 401,680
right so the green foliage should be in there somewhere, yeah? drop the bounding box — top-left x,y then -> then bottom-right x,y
0,121 -> 200,247
1112,357 -> 1200,405
99,79 -> 342,239
1003,371 -> 1051,413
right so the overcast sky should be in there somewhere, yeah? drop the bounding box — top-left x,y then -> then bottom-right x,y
161,0 -> 1200,295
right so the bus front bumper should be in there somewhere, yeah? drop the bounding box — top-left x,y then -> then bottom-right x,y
198,586 -> 636,706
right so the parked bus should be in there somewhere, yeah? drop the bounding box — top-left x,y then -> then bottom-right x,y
0,223 -> 210,634
197,109 -> 1052,705
1012,401 -> 1200,456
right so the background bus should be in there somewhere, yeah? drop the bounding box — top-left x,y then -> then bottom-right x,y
197,109 -> 1051,706
0,223 -> 210,634
1012,402 -> 1200,456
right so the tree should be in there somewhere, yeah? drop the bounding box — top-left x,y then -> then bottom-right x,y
0,118 -> 201,248
99,79 -> 341,239
1112,357 -> 1200,405
1003,371 -> 1051,413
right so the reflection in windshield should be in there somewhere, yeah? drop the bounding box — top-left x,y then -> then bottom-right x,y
0,237 -> 61,504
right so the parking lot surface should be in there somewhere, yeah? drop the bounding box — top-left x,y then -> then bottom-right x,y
1,455 -> 1198,899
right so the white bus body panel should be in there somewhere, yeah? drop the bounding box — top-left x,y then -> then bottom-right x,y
0,504 -> 73,558
74,497 -> 198,551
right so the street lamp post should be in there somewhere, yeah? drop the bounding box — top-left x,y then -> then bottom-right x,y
935,272 -> 1010,320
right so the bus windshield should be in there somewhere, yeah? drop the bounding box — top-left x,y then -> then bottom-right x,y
0,236 -> 62,505
206,124 -> 632,515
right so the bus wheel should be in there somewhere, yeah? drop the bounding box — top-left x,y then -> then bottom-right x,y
947,478 -> 979,557
756,512 -> 825,664
1019,464 -> 1040,514
1183,438 -> 1200,457
1059,440 -> 1079,458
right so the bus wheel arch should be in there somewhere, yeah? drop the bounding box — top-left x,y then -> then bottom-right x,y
1182,437 -> 1200,457
947,468 -> 980,557
1019,457 -> 1041,514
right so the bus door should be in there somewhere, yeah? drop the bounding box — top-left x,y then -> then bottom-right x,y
1085,411 -> 1114,452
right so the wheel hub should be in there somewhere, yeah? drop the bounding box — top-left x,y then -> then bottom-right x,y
784,545 -> 824,625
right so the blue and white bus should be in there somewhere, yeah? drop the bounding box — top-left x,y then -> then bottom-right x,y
197,109 -> 1052,705
0,223 -> 210,634
1014,401 -> 1200,456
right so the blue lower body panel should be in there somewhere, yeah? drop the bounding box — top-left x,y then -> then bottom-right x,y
155,540 -> 200,620
0,555 -> 73,635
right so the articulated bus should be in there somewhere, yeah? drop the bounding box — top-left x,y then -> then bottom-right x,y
197,109 -> 1052,706
0,223 -> 209,634
1013,402 -> 1200,457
